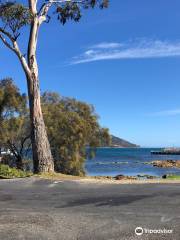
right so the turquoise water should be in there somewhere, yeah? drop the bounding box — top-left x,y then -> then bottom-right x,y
85,148 -> 180,177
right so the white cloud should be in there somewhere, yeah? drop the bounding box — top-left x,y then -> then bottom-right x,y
149,109 -> 180,117
70,39 -> 180,64
84,50 -> 96,56
90,42 -> 123,49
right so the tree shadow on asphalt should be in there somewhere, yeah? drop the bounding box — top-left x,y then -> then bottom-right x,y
56,190 -> 180,208
56,194 -> 151,208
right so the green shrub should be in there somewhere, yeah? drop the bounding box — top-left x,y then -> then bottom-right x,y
0,164 -> 32,179
166,174 -> 180,180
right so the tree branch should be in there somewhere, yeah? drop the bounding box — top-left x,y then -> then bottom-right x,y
0,34 -> 15,52
7,140 -> 19,159
29,0 -> 38,14
0,27 -> 31,77
38,1 -> 52,25
13,41 -> 31,77
38,0 -> 83,25
20,134 -> 31,155
0,27 -> 15,42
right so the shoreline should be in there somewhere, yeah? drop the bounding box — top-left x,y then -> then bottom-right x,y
77,178 -> 180,184
1,175 -> 180,184
36,173 -> 180,184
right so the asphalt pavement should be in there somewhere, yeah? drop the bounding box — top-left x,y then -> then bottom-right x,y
0,177 -> 179,240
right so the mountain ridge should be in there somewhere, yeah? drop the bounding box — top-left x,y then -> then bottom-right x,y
111,135 -> 139,148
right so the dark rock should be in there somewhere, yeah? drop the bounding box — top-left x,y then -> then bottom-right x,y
137,174 -> 157,179
115,175 -> 125,180
115,175 -> 137,180
146,175 -> 156,179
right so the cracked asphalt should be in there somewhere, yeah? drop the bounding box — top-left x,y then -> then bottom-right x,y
0,177 -> 179,240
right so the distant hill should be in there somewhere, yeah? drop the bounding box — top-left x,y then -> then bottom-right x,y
111,135 -> 139,148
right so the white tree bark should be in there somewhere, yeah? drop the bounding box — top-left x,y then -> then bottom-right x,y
26,0 -> 54,173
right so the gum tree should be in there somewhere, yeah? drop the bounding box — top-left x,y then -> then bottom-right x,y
0,78 -> 30,170
0,0 -> 109,173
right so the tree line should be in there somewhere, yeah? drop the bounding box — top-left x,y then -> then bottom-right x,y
0,78 -> 111,176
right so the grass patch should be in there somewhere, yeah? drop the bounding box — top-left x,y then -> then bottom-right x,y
36,172 -> 83,180
37,173 -> 113,181
166,175 -> 180,180
0,164 -> 33,179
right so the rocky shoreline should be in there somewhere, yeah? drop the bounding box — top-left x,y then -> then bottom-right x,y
92,174 -> 159,181
151,160 -> 180,168
94,160 -> 180,181
114,174 -> 158,180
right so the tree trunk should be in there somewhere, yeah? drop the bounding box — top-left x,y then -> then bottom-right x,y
26,9 -> 54,173
27,74 -> 54,173
16,155 -> 23,170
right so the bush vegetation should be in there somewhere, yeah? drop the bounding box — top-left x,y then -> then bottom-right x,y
0,78 -> 31,170
0,79 -> 111,176
0,164 -> 32,179
166,175 -> 180,180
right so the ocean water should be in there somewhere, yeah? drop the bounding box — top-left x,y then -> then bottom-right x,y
85,148 -> 180,177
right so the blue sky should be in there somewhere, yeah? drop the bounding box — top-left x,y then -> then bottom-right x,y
1,0 -> 180,147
